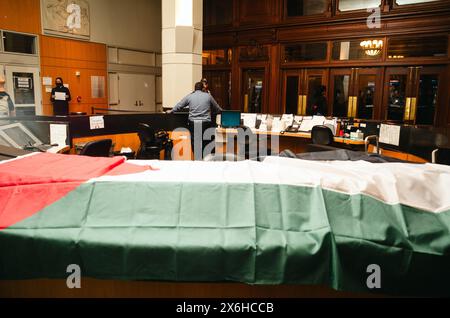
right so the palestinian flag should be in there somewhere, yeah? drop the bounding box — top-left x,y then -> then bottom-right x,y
1,153 -> 450,296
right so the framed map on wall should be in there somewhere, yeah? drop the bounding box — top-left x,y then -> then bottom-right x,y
42,0 -> 90,39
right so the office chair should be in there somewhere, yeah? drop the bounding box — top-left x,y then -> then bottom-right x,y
408,127 -> 448,163
79,139 -> 112,157
136,123 -> 173,160
307,125 -> 340,153
432,148 -> 450,165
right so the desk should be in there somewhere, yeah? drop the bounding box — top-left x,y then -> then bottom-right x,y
215,128 -> 365,155
46,145 -> 71,154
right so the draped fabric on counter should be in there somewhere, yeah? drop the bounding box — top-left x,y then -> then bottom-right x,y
1,153 -> 450,296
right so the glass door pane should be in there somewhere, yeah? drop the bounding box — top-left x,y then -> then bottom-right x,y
396,0 -> 439,5
285,75 -> 300,114
5,66 -> 41,116
356,74 -> 377,119
12,72 -> 35,105
387,74 -> 408,121
306,74 -> 326,116
203,71 -> 232,109
332,74 -> 351,117
416,74 -> 439,125
243,69 -> 264,113
287,0 -> 328,17
338,0 -> 381,11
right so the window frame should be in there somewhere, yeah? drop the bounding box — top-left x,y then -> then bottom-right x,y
281,41 -> 330,64
386,34 -> 449,61
202,48 -> 233,67
283,0 -> 331,21
0,30 -> 39,57
392,0 -> 449,9
331,37 -> 385,62
334,0 -> 383,15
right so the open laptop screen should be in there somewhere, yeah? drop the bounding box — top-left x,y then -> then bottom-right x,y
221,111 -> 241,128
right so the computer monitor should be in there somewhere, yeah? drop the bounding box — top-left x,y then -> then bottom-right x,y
221,111 -> 241,128
0,134 -> 13,147
0,123 -> 43,149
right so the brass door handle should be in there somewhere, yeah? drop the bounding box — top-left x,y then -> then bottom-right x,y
302,95 -> 307,115
297,95 -> 303,115
410,97 -> 417,121
347,96 -> 357,118
244,94 -> 249,113
404,97 -> 411,121
297,95 -> 308,115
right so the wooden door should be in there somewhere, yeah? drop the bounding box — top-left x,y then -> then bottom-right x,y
242,68 -> 266,113
353,68 -> 382,120
303,68 -> 328,116
330,68 -> 353,118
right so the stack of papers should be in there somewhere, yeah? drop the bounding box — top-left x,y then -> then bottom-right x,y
299,117 -> 314,132
241,113 -> 257,128
271,117 -> 283,133
294,116 -> 303,124
379,124 -> 401,146
324,118 -> 338,135
120,147 -> 133,154
55,92 -> 67,101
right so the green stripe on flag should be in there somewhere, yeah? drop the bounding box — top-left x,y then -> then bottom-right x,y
1,181 -> 450,296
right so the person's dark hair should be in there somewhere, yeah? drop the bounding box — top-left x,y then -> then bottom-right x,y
56,77 -> 64,85
195,82 -> 204,91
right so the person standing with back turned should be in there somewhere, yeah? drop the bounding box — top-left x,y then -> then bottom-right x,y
51,77 -> 71,116
168,82 -> 223,160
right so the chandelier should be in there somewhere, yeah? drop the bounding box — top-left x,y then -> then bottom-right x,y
360,40 -> 383,56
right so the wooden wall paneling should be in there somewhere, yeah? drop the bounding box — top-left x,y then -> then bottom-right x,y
205,0 -> 450,127
0,0 -> 41,34
235,29 -> 278,46
231,47 -> 241,110
446,65 -> 450,128
276,15 -> 450,43
40,36 -> 108,115
269,44 -> 281,114
232,0 -> 240,28
206,0 -> 450,31
447,37 -> 450,128
203,0 -> 234,29
374,66 -> 386,121
203,33 -> 234,50
238,0 -> 280,25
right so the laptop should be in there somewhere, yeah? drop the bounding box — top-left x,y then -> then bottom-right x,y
221,111 -> 242,128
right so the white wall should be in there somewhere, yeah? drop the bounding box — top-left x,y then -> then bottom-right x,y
90,0 -> 161,52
